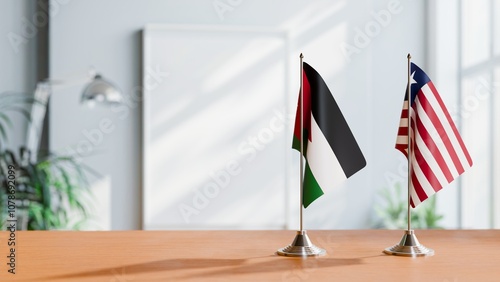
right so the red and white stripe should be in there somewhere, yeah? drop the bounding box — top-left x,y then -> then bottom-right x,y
396,81 -> 473,207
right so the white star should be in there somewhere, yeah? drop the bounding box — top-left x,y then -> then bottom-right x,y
410,71 -> 417,85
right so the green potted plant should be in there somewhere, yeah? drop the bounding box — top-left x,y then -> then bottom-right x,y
0,92 -> 93,230
373,182 -> 444,229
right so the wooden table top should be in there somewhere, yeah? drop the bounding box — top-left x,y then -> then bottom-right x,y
0,229 -> 499,281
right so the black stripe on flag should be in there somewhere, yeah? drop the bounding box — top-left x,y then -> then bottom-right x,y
303,62 -> 366,177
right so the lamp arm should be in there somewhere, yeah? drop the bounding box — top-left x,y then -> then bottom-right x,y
25,68 -> 96,161
44,68 -> 96,91
25,82 -> 51,162
25,68 -> 121,161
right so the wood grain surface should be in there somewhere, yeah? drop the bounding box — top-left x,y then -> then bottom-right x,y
0,229 -> 499,281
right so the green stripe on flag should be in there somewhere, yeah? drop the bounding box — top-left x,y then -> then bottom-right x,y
303,162 -> 324,208
292,135 -> 300,152
292,131 -> 309,154
292,135 -> 324,208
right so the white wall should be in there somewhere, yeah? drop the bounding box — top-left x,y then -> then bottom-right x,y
427,0 -> 462,229
429,0 -> 499,229
49,0 -> 426,230
0,0 -> 38,150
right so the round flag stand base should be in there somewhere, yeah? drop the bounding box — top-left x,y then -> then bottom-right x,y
383,230 -> 434,257
277,230 -> 326,257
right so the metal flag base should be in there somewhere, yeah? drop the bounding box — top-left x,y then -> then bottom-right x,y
383,230 -> 434,257
277,230 -> 326,257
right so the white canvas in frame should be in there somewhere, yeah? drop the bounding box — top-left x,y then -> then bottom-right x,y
142,24 -> 290,229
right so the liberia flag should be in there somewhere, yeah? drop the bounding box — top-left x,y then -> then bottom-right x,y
395,63 -> 473,208
293,62 -> 366,208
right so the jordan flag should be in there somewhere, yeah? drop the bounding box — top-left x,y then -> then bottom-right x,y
293,62 -> 366,208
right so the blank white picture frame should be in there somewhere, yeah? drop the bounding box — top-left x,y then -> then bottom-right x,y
142,24 -> 291,230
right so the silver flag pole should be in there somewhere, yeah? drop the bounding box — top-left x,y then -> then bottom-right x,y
277,53 -> 326,257
383,53 -> 434,257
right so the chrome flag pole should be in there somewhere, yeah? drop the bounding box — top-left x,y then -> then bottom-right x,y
277,53 -> 325,257
300,52 -> 304,233
384,54 -> 434,257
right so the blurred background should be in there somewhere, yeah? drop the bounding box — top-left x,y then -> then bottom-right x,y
0,0 -> 498,230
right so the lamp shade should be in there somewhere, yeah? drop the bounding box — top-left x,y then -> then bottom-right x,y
81,74 -> 122,105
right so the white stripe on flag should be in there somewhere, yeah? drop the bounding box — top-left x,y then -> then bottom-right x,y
399,118 -> 409,127
396,135 -> 408,145
306,115 -> 347,191
409,180 -> 421,207
411,151 -> 437,198
414,123 -> 449,187
414,96 -> 460,178
421,84 -> 471,170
